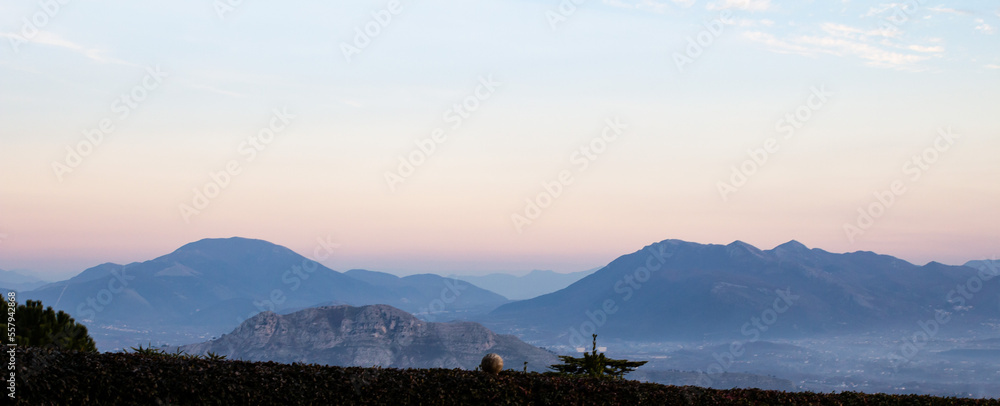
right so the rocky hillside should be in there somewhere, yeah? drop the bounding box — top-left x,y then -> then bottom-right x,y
180,304 -> 558,371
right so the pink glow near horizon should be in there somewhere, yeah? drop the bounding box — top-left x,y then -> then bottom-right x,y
1,1 -> 997,279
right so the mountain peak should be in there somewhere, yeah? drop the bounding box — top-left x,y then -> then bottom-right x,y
68,262 -> 124,283
775,240 -> 809,252
726,240 -> 763,256
167,237 -> 298,266
657,238 -> 695,247
174,237 -> 279,253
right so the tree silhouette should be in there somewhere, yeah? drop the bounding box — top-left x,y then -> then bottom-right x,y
549,334 -> 646,379
2,300 -> 97,352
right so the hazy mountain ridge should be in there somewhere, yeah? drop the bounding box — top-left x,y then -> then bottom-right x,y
964,259 -> 1000,274
342,269 -> 508,319
0,268 -> 49,292
10,236 -> 998,357
487,239 -> 999,343
22,238 -> 384,330
453,269 -> 598,300
180,304 -> 558,371
17,237 -> 511,349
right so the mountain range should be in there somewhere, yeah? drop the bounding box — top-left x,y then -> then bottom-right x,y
180,304 -> 558,372
17,238 -> 506,340
6,236 -> 998,396
9,237 -> 999,352
486,239 -> 999,345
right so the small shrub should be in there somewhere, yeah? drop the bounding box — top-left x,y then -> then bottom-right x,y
549,334 -> 647,379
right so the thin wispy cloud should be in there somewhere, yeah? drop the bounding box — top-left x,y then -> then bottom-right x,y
707,0 -> 771,12
1,30 -> 137,67
974,19 -> 995,34
742,20 -> 939,71
862,4 -> 897,18
187,84 -> 248,99
634,0 -> 673,13
820,22 -> 890,39
926,6 -> 972,16
731,18 -> 776,28
602,0 -> 679,13
906,44 -> 944,53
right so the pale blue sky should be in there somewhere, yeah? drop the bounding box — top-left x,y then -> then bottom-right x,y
2,0 -> 998,278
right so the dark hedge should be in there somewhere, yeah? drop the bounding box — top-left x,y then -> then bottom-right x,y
11,348 -> 1000,405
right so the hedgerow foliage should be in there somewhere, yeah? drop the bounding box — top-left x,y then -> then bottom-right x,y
12,347 -> 1000,405
126,343 -> 227,361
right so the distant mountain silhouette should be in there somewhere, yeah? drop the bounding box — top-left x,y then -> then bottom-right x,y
180,304 -> 558,371
341,269 -> 508,321
964,259 -> 1000,275
454,269 -> 597,300
24,238 -> 385,330
18,237 -> 998,352
487,239 -> 999,345
0,268 -> 49,292
20,238 -> 508,339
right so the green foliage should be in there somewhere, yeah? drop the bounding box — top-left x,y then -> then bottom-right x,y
1,299 -> 96,352
126,343 -> 226,361
205,351 -> 228,361
128,343 -> 170,356
549,334 -> 647,379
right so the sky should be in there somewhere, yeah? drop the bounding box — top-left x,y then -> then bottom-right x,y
1,0 -> 998,280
